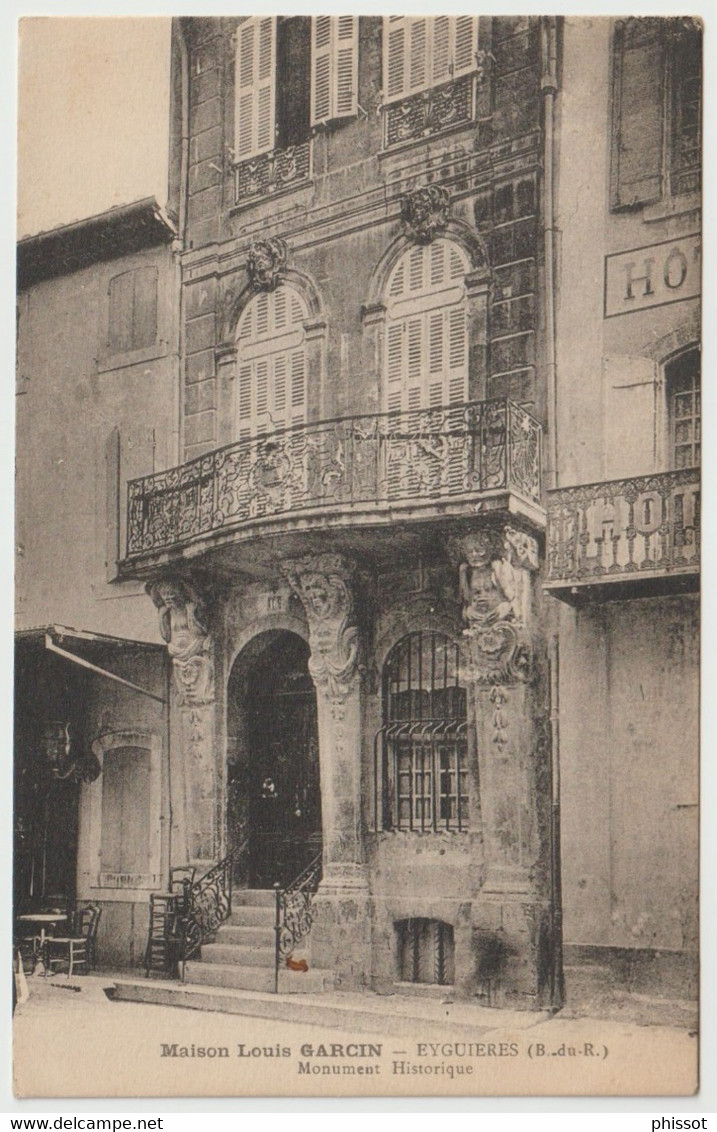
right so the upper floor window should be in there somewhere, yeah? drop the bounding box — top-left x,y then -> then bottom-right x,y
611,18 -> 701,210
234,16 -> 358,163
383,16 -> 479,103
384,239 -> 469,413
667,347 -> 700,469
235,285 -> 307,439
107,266 -> 158,356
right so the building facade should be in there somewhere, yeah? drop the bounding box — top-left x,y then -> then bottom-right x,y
15,16 -> 700,1013
15,200 -> 178,967
548,16 -> 700,1006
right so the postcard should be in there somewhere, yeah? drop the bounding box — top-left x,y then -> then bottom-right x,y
13,13 -> 701,1100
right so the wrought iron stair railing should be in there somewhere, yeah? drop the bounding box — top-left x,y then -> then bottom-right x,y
273,852 -> 322,993
179,840 -> 248,976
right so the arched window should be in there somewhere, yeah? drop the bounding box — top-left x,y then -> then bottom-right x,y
374,631 -> 468,831
666,347 -> 700,469
236,285 -> 308,440
384,239 -> 470,413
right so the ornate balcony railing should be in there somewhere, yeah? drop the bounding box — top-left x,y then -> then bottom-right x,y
546,468 -> 700,594
234,140 -> 311,206
383,74 -> 476,147
126,399 -> 542,559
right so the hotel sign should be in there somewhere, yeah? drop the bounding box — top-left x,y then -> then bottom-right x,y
605,234 -> 701,318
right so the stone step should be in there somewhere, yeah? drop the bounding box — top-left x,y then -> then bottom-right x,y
216,925 -> 275,948
202,943 -> 274,968
182,961 -> 333,995
226,906 -> 275,928
231,889 -> 275,907
110,979 -> 539,1038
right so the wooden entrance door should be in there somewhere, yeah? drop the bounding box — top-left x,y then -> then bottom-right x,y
244,634 -> 321,888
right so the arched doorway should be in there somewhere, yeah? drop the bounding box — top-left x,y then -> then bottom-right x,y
227,631 -> 321,888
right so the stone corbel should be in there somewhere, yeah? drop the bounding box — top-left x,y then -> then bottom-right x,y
282,554 -> 360,704
449,525 -> 539,686
147,577 -> 215,705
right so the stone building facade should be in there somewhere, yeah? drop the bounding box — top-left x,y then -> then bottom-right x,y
15,16 -> 700,1011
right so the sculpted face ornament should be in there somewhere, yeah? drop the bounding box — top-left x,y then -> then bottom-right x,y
148,578 -> 215,706
247,236 -> 289,291
284,555 -> 360,704
401,184 -> 451,244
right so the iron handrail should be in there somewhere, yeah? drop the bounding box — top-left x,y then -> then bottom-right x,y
273,851 -> 322,994
179,839 -> 249,978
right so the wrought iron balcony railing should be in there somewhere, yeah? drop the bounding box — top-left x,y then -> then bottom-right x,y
546,468 -> 700,594
125,399 -> 542,559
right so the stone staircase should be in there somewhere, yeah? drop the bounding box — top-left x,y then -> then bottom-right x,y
183,888 -> 334,995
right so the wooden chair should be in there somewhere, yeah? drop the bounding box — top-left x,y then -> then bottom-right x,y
45,904 -> 102,977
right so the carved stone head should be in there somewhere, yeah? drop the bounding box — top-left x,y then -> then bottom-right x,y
401,184 -> 450,245
247,236 -> 289,291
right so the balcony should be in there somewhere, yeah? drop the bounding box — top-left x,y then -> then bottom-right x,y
124,399 -> 543,569
545,468 -> 700,604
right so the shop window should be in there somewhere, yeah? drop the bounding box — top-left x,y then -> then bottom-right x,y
667,347 -> 700,469
235,284 -> 308,439
397,918 -> 455,985
375,631 -> 468,832
107,266 -> 158,356
611,18 -> 701,210
384,239 -> 469,413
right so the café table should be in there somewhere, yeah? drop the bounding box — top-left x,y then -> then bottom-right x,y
15,913 -> 69,972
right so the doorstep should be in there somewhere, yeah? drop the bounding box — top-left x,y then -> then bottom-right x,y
110,977 -> 551,1042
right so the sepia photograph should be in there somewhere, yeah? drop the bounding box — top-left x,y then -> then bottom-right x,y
12,11 -> 703,1101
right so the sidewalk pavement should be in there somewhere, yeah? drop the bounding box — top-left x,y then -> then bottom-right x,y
11,972 -> 699,1100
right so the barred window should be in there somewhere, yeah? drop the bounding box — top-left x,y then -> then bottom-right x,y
397,918 -> 455,985
374,631 -> 468,832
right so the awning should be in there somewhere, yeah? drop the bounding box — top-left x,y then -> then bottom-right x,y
15,624 -> 167,704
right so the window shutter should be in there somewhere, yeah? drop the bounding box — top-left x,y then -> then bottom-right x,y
334,17 -> 358,118
385,17 -> 408,102
235,16 -> 276,161
452,17 -> 478,78
611,19 -> 665,209
432,18 -> 451,84
409,19 -> 428,93
311,16 -> 332,123
290,351 -> 306,423
312,16 -> 358,124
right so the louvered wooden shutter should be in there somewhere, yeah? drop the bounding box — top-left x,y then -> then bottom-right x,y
384,241 -> 468,413
312,16 -> 358,124
235,17 -> 276,161
385,16 -> 408,102
611,18 -> 665,209
453,17 -> 478,77
384,16 -> 479,102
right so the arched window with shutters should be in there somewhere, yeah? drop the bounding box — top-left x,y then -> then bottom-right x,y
384,239 -> 470,413
235,285 -> 308,440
